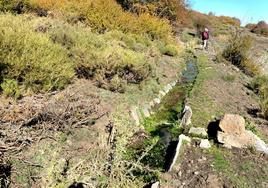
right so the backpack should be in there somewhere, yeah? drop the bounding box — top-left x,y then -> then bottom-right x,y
202,31 -> 209,40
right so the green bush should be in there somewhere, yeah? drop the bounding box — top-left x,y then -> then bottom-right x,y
0,79 -> 21,99
0,14 -> 74,93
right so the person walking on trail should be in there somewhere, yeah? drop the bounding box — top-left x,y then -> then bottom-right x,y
201,28 -> 209,50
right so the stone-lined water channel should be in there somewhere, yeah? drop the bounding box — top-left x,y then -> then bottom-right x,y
127,54 -> 199,182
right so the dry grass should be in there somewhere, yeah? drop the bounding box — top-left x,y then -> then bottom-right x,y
222,33 -> 261,76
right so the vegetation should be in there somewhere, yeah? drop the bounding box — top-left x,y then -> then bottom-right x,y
117,0 -> 189,25
0,13 -> 181,95
0,14 -> 74,94
250,76 -> 268,119
249,21 -> 268,37
222,33 -> 260,76
29,0 -> 173,40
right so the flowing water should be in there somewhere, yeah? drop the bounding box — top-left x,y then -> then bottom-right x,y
128,54 -> 199,180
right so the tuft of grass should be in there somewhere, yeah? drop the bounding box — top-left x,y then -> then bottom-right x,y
221,74 -> 236,82
0,79 -> 21,99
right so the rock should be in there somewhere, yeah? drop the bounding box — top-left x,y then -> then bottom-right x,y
153,98 -> 161,104
151,181 -> 160,188
130,106 -> 140,126
219,114 -> 245,135
159,90 -> 166,97
149,101 -> 155,108
194,171 -> 200,175
164,84 -> 172,93
251,132 -> 268,154
200,139 -> 211,149
180,106 -> 192,128
171,81 -> 177,87
189,127 -> 208,137
166,134 -> 191,172
217,130 -> 256,149
142,107 -> 150,117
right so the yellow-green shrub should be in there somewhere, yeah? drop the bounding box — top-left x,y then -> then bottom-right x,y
0,79 -> 21,99
0,14 -> 74,93
30,0 -> 172,40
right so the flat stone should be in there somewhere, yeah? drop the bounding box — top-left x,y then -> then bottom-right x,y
189,127 -> 207,137
200,139 -> 211,149
217,130 -> 256,148
167,134 -> 191,172
219,114 -> 246,135
151,181 -> 160,188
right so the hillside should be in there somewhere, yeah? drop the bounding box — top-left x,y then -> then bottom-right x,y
0,1 -> 268,188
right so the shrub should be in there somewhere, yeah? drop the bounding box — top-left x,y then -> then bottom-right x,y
218,16 -> 241,27
245,23 -> 257,31
159,43 -> 178,56
0,79 -> 21,99
117,0 -> 189,25
30,0 -> 173,40
191,11 -> 211,36
44,19 -> 154,92
251,21 -> 268,37
222,33 -> 260,76
0,14 -> 74,93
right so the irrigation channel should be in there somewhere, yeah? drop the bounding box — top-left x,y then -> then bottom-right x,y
127,54 -> 199,182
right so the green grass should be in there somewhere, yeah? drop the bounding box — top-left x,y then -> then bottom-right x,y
221,74 -> 236,82
188,54 -> 223,128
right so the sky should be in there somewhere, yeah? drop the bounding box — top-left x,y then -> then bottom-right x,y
190,0 -> 268,25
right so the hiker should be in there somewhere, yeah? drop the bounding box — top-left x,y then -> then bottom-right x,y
201,28 -> 209,50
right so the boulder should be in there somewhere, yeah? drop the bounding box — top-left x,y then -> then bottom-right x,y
200,139 -> 211,149
219,114 -> 245,135
151,181 -> 160,188
189,127 -> 208,137
217,114 -> 268,153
